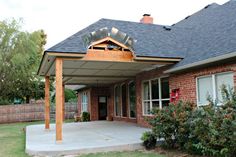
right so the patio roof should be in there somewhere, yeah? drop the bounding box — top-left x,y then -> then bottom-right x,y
39,32 -> 181,142
38,36 -> 181,85
38,52 -> 179,85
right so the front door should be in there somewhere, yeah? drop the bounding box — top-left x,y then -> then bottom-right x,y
98,96 -> 107,120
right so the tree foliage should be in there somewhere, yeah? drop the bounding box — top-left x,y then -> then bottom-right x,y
0,19 -> 47,103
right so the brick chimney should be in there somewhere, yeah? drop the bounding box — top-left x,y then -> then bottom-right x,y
140,14 -> 153,24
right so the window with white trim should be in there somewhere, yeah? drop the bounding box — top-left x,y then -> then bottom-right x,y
197,72 -> 234,106
142,77 -> 170,115
81,92 -> 88,112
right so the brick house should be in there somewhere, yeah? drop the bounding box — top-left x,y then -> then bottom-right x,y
38,1 -> 236,141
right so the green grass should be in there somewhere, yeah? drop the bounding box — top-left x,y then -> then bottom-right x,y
78,151 -> 165,157
0,121 -> 42,157
0,121 -> 166,157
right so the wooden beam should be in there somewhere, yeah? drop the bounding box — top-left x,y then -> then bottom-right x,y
55,57 -> 63,142
62,84 -> 65,122
44,76 -> 50,130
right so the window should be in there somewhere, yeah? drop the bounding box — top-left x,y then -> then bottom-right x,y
142,77 -> 170,115
197,76 -> 213,105
121,84 -> 127,117
197,72 -> 234,106
81,92 -> 88,112
128,82 -> 136,118
114,85 -> 121,116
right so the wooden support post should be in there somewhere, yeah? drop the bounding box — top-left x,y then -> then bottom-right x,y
44,76 -> 50,130
62,84 -> 65,122
55,58 -> 63,142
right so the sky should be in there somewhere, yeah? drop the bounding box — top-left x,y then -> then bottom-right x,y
0,0 -> 229,49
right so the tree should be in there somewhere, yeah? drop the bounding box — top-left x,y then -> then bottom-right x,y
0,19 -> 47,103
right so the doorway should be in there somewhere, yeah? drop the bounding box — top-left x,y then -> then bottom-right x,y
98,96 -> 107,120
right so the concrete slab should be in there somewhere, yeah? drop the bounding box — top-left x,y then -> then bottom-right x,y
26,121 -> 150,156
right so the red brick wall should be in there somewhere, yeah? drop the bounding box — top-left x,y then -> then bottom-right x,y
90,87 -> 111,121
169,62 -> 236,104
78,87 -> 112,121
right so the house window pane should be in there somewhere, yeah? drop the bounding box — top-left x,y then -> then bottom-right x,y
144,101 -> 150,115
114,86 -> 121,116
81,92 -> 88,112
129,82 -> 136,118
198,76 -> 213,105
152,101 -> 159,109
161,78 -> 170,99
216,73 -> 234,103
121,84 -> 127,117
162,100 -> 170,108
151,79 -> 159,99
143,81 -> 150,100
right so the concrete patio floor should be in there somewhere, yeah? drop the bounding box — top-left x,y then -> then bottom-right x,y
26,121 -> 150,156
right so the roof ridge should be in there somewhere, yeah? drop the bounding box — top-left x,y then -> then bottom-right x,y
99,18 -> 166,27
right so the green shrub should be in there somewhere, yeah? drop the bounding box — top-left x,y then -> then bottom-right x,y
146,85 -> 236,157
141,131 -> 157,149
81,112 -> 90,122
148,101 -> 195,149
188,87 -> 236,156
64,88 -> 77,102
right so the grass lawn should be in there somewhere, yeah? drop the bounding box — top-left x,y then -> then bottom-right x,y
0,121 -> 167,157
0,121 -> 41,157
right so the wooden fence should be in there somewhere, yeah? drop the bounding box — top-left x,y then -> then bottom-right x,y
0,102 -> 78,123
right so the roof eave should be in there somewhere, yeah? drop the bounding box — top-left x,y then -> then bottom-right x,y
165,51 -> 236,73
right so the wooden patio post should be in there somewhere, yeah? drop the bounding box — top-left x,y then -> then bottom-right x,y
44,76 -> 50,130
55,57 -> 63,142
62,84 -> 65,122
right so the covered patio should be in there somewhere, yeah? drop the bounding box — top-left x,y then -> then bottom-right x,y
26,121 -> 150,156
37,36 -> 179,143
35,27 -> 180,155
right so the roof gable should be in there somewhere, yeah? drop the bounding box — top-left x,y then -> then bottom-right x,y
46,18 -> 189,58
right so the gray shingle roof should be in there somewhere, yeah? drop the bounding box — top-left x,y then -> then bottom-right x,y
46,19 -> 190,58
172,1 -> 236,69
46,1 -> 236,71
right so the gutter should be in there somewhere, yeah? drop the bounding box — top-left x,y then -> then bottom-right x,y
165,51 -> 236,73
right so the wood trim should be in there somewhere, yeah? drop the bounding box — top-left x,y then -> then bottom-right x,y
47,52 -> 85,58
45,57 -> 55,76
89,37 -> 129,50
44,76 -> 50,130
55,58 -> 63,142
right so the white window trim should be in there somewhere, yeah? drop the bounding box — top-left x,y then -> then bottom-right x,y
128,81 -> 136,119
142,76 -> 170,116
196,71 -> 234,107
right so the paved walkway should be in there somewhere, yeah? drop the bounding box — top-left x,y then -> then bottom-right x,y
26,121 -> 150,156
